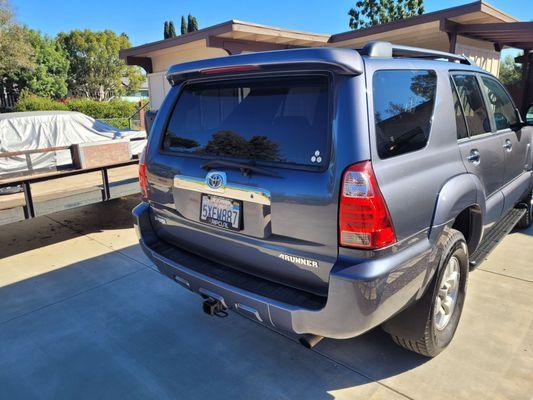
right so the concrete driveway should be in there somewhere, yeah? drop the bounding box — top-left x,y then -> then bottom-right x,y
0,197 -> 531,399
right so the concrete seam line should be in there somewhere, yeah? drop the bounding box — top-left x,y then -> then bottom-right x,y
0,268 -> 144,327
477,268 -> 533,284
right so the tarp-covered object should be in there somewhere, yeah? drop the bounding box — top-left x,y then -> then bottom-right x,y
0,111 -> 147,175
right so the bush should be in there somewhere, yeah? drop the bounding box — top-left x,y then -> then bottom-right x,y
12,94 -> 137,129
66,98 -> 136,119
14,93 -> 68,112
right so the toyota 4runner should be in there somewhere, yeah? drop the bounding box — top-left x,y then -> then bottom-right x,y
133,42 -> 533,357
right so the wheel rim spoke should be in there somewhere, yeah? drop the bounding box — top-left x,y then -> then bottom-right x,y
434,255 -> 461,331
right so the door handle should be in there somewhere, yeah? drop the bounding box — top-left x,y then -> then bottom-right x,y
467,149 -> 480,165
503,139 -> 513,152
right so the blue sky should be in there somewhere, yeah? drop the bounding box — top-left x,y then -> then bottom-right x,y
10,0 -> 532,47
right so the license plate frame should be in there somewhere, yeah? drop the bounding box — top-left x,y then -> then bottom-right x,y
199,194 -> 242,231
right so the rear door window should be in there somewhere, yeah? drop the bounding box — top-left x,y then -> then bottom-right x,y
450,77 -> 469,140
163,75 -> 329,167
480,76 -> 518,130
451,74 -> 491,137
373,70 -> 437,159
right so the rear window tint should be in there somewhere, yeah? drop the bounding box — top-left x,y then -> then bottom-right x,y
373,70 -> 437,159
163,75 -> 329,167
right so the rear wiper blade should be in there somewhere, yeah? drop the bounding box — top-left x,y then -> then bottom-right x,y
201,160 -> 279,178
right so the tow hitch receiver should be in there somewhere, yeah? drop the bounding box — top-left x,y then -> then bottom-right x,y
202,298 -> 228,317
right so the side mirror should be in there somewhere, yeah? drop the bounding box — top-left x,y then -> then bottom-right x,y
526,104 -> 533,126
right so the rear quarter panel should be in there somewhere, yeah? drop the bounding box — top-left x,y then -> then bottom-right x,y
364,59 -> 467,242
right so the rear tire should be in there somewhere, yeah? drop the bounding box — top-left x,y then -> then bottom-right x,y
389,229 -> 469,357
516,191 -> 532,230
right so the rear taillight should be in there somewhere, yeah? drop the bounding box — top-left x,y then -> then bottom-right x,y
339,161 -> 396,249
139,146 -> 148,198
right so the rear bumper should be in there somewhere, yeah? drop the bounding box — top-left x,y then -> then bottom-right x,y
134,202 -> 435,339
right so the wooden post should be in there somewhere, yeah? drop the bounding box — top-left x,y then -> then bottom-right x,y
516,51 -> 533,115
139,101 -> 146,131
447,32 -> 457,54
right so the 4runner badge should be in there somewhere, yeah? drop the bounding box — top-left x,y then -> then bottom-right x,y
278,253 -> 319,268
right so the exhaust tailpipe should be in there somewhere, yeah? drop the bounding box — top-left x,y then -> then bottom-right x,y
299,334 -> 324,349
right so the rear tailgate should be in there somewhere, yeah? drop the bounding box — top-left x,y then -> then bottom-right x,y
145,49 -> 367,296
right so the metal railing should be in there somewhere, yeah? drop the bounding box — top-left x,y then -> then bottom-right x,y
0,91 -> 18,111
0,159 -> 139,220
97,101 -> 151,131
0,143 -> 142,221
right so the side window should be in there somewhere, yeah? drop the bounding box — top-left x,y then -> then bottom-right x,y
451,74 -> 491,137
480,76 -> 518,130
450,77 -> 469,140
373,70 -> 437,159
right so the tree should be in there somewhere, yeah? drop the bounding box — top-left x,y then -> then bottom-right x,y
0,0 -> 34,94
15,29 -> 69,98
164,21 -> 169,39
348,0 -> 424,30
57,29 -> 144,101
187,14 -> 199,32
168,21 -> 176,38
499,54 -> 522,87
181,16 -> 187,35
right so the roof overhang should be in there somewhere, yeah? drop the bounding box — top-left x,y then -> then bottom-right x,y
441,20 -> 533,51
328,1 -> 518,49
120,1 -> 527,74
119,20 -> 329,72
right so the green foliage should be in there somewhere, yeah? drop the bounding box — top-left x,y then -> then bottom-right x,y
14,91 -> 68,112
348,0 -> 424,29
181,16 -> 187,35
164,21 -> 169,39
0,0 -> 35,92
14,93 -> 136,129
66,98 -> 136,119
57,29 -> 144,101
168,21 -> 176,38
187,14 -> 199,32
15,29 -> 69,99
499,54 -> 522,87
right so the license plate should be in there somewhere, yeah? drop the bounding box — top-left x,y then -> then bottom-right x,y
200,194 -> 242,231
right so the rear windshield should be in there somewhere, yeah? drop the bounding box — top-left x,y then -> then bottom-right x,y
163,75 -> 329,167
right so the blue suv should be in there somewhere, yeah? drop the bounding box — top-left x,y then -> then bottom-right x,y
134,42 -> 533,357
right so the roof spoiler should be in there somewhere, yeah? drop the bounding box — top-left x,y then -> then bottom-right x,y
165,48 -> 363,85
360,41 -> 473,65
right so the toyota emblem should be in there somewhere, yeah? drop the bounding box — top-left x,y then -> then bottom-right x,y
206,171 -> 226,190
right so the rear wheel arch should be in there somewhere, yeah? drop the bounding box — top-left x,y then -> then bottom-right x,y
430,173 -> 485,250
451,205 -> 483,255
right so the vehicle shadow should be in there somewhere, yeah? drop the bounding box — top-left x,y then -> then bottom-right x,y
511,224 -> 533,237
0,240 -> 427,400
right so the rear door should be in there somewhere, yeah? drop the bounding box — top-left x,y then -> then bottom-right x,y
478,75 -> 530,210
148,73 -> 356,296
450,72 -> 506,225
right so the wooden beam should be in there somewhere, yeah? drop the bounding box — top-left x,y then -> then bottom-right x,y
125,56 -> 153,73
451,21 -> 533,34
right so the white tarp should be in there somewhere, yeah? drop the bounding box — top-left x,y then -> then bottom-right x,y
0,111 -> 147,175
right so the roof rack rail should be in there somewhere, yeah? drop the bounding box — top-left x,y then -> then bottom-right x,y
360,41 -> 472,65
